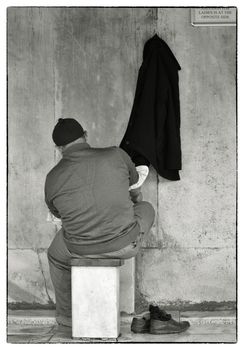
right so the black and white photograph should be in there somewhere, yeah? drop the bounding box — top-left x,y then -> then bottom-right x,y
5,3 -> 238,344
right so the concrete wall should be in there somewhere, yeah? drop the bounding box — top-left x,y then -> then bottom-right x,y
8,8 -> 236,310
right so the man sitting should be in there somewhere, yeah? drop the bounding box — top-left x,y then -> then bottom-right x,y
45,118 -> 155,327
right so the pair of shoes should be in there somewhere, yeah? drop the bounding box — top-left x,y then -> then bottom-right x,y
149,305 -> 190,334
131,305 -> 190,334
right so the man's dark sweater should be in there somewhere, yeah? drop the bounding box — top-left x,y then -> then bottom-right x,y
44,142 -> 140,254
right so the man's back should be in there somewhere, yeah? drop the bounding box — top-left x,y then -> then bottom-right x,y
45,142 -> 140,254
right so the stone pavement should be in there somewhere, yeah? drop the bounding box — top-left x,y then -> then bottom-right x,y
7,310 -> 237,343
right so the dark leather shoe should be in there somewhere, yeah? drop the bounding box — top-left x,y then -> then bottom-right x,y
149,304 -> 171,321
131,312 -> 150,333
150,318 -> 190,334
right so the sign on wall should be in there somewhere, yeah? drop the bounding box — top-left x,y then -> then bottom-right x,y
191,8 -> 236,26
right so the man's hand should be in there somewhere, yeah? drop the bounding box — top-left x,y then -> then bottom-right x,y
130,188 -> 143,203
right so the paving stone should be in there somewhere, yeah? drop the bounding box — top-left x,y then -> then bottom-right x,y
180,310 -> 236,318
181,323 -> 236,335
8,250 -> 51,304
49,330 -> 117,343
8,309 -> 55,317
8,334 -> 54,343
167,333 -> 237,343
7,324 -> 55,335
28,334 -> 54,343
180,317 -> 236,326
180,310 -> 236,325
136,247 -> 236,304
8,309 -> 56,326
7,334 -> 32,343
8,316 -> 56,326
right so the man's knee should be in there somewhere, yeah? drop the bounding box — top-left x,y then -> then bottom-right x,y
47,237 -> 56,261
143,201 -> 155,226
135,200 -> 155,216
134,200 -> 155,232
47,246 -> 52,261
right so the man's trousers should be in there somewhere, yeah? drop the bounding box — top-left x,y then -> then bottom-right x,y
47,201 -> 155,326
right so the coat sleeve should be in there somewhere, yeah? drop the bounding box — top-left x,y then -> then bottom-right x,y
156,54 -> 182,170
164,86 -> 182,169
44,178 -> 61,219
116,148 -> 139,187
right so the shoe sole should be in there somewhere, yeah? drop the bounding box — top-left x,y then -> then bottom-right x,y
131,329 -> 150,334
149,326 -> 190,335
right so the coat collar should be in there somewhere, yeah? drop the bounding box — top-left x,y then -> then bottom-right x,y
62,142 -> 91,160
143,34 -> 181,70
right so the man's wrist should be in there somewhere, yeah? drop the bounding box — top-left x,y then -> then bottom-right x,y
130,190 -> 143,203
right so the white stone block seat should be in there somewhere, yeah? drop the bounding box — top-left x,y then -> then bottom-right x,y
71,258 -> 125,339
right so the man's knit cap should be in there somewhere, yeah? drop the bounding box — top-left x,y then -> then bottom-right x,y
52,118 -> 85,146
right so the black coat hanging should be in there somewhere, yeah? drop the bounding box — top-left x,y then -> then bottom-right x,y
120,34 -> 182,181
